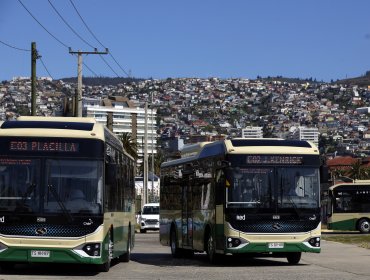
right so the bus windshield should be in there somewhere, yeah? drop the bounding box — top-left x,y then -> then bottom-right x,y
45,159 -> 103,214
0,158 -> 103,215
226,167 -> 319,210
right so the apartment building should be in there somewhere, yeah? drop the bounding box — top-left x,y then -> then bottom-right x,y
242,126 -> 263,138
291,126 -> 319,146
85,96 -> 157,164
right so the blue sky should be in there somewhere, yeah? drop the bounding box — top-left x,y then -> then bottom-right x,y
1,0 -> 370,82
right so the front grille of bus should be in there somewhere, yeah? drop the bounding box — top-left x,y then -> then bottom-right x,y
228,220 -> 319,233
0,224 -> 98,237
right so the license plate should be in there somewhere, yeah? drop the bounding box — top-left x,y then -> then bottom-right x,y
268,242 -> 284,249
31,250 -> 50,258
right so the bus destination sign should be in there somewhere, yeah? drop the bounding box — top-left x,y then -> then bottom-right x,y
9,141 -> 79,153
247,155 -> 303,165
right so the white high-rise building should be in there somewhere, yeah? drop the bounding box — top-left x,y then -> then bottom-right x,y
85,97 -> 157,165
291,126 -> 319,146
242,126 -> 263,138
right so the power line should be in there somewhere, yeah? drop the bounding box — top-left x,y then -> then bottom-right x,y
82,61 -> 98,77
47,0 -> 96,49
0,39 -> 30,52
39,57 -> 54,79
68,0 -> 106,49
17,0 -> 100,78
69,0 -> 131,77
17,0 -> 69,49
99,54 -> 119,77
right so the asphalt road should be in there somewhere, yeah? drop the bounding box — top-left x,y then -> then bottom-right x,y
1,232 -> 370,280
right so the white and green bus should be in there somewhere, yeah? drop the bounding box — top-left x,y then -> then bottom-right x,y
160,139 -> 321,264
325,181 -> 370,233
0,116 -> 136,272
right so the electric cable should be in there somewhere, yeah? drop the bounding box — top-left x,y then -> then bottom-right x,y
17,0 -> 69,49
0,39 -> 30,52
47,0 -> 96,49
69,0 -> 131,77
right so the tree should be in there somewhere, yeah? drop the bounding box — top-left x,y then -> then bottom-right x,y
138,152 -> 165,176
119,132 -> 138,160
348,159 -> 363,180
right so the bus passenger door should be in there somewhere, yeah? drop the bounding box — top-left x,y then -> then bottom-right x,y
181,173 -> 193,248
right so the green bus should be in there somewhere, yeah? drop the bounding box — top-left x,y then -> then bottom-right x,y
325,181 -> 370,233
0,116 -> 136,272
160,139 -> 321,264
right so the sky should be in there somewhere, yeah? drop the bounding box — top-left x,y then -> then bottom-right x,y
1,0 -> 370,82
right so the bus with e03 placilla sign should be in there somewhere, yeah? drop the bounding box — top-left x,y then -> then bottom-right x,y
325,180 -> 370,233
159,139 -> 321,264
0,116 -> 136,272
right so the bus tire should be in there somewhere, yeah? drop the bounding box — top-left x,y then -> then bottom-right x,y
287,252 -> 301,265
170,227 -> 182,258
206,233 -> 220,264
358,219 -> 370,234
120,226 -> 131,262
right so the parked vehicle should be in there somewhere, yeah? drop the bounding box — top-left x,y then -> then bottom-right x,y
139,203 -> 159,233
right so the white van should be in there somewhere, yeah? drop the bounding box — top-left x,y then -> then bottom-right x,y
139,203 -> 159,233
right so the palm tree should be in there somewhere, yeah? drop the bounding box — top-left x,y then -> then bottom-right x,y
119,132 -> 138,160
349,159 -> 363,180
138,152 -> 165,176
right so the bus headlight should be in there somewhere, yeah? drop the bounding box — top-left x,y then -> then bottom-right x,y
226,237 -> 249,248
307,237 -> 320,248
82,243 -> 101,257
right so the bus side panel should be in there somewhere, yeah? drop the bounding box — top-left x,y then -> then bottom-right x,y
109,211 -> 135,258
215,204 -> 224,251
328,213 -> 358,231
159,210 -> 182,246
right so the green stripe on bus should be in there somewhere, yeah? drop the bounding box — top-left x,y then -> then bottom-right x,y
226,242 -> 320,254
328,218 -> 357,231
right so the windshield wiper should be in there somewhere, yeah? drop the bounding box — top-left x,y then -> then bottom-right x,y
47,184 -> 73,222
285,195 -> 302,219
15,183 -> 37,212
280,177 -> 301,218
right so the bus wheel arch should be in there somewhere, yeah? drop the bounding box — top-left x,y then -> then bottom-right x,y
357,218 -> 370,234
119,224 -> 131,262
204,224 -> 219,264
97,226 -> 114,272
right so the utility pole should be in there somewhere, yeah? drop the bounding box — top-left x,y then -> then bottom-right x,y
31,42 -> 40,116
143,101 -> 148,205
151,92 -> 155,201
69,48 -> 108,117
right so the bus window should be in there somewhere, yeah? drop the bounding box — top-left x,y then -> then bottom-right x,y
226,167 -> 273,208
45,159 -> 103,214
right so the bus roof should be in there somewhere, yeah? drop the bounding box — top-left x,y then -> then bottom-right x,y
162,138 -> 319,168
328,180 -> 370,191
0,116 -> 119,148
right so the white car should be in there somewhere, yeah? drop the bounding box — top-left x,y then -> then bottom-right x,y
139,203 -> 159,233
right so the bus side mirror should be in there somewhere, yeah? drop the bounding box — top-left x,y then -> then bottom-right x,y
220,160 -> 231,168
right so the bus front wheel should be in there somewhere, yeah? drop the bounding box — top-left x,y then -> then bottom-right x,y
170,228 -> 182,258
206,233 -> 220,264
120,227 -> 131,262
287,252 -> 301,265
358,219 -> 370,234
